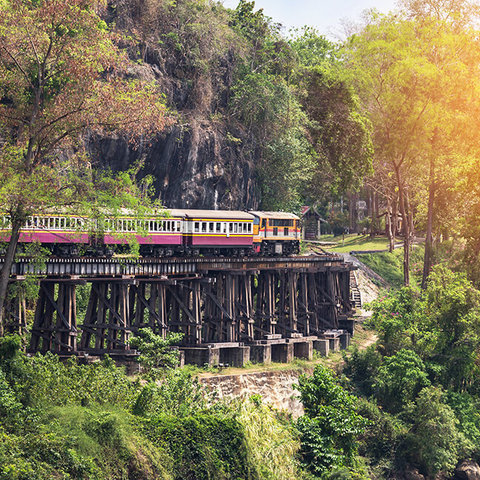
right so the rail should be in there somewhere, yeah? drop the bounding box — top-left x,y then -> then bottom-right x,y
2,254 -> 350,277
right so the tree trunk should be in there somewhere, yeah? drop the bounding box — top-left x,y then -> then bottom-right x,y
0,218 -> 22,336
392,194 -> 398,250
394,164 -> 411,286
386,197 -> 394,253
370,190 -> 377,237
422,155 -> 436,289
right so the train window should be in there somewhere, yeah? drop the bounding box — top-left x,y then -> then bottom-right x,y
273,227 -> 278,236
229,223 -> 233,232
216,223 -> 221,233
253,217 -> 259,225
234,223 -> 238,233
248,223 -> 252,232
261,219 -> 266,228
284,227 -> 289,236
202,222 -> 207,233
194,222 -> 200,233
209,222 -> 214,232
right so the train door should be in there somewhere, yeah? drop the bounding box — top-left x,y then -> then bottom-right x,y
262,218 -> 267,237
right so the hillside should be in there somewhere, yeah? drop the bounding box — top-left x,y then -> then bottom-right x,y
83,0 -> 371,211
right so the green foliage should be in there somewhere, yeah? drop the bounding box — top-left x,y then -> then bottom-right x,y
403,387 -> 470,478
374,349 -> 430,413
234,396 -> 302,480
345,265 -> 480,476
343,346 -> 382,397
296,365 -> 367,477
132,369 -> 213,418
7,352 -> 139,410
144,412 -> 253,480
445,390 -> 480,459
356,397 -> 407,475
368,287 -> 418,356
130,328 -> 183,379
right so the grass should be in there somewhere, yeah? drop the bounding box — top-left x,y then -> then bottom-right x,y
356,246 -> 425,288
311,234 -> 391,253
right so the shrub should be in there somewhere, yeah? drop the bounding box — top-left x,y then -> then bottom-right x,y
343,345 -> 382,396
235,396 -> 302,480
144,412 -> 254,480
374,349 -> 430,414
295,365 -> 367,477
403,386 -> 470,478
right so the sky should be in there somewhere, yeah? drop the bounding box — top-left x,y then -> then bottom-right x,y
221,0 -> 399,38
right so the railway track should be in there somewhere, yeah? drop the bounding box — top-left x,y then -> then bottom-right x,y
2,254 -> 350,277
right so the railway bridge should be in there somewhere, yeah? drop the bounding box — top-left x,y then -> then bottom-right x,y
2,254 -> 356,366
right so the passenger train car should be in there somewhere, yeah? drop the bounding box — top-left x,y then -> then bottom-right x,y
0,209 -> 301,257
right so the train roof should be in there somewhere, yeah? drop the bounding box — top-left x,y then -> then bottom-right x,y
248,211 -> 300,220
167,209 -> 253,220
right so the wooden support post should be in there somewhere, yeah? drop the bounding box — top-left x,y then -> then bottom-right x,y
297,273 -> 310,335
30,281 -> 77,354
79,281 -> 132,353
4,287 -> 27,336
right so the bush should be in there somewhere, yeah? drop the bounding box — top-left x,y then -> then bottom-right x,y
403,386 -> 470,478
374,349 -> 430,414
356,397 -> 407,476
144,413 -> 254,480
343,345 -> 382,396
295,365 -> 367,477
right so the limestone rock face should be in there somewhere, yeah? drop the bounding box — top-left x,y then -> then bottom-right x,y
199,369 -> 311,418
86,8 -> 262,210
87,119 -> 259,210
454,460 -> 480,480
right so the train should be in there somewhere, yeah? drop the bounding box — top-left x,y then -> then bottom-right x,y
0,209 -> 301,257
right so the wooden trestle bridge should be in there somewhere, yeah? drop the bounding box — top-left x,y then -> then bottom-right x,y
3,255 -> 356,365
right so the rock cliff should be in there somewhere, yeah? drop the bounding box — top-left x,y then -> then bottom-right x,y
86,1 -> 261,210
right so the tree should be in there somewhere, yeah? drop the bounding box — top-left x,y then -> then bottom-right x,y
295,365 -> 367,477
346,2 -> 480,285
0,0 -> 171,333
129,328 -> 183,380
290,28 -> 373,202
405,386 -> 470,477
374,349 -> 430,413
